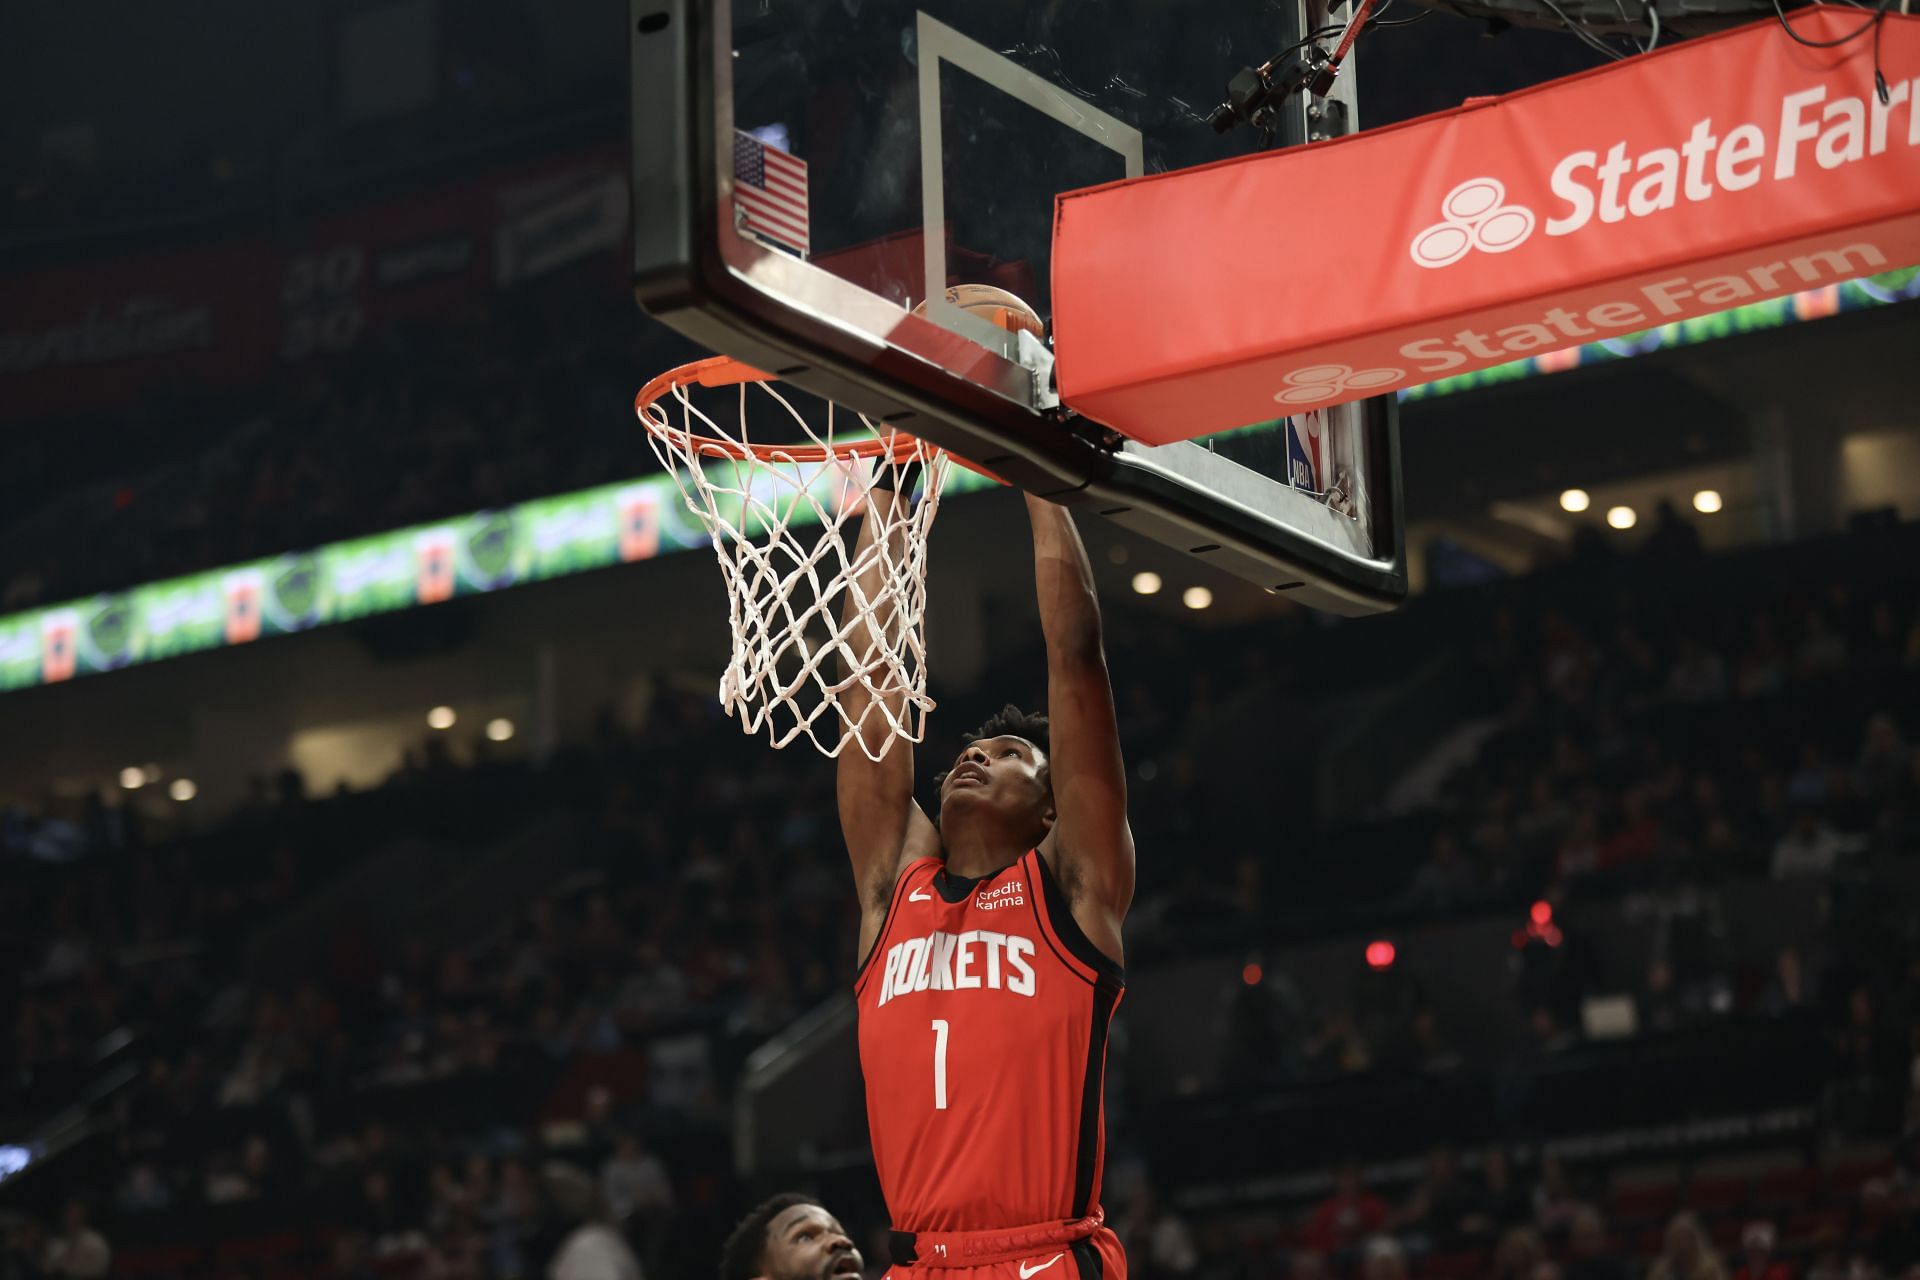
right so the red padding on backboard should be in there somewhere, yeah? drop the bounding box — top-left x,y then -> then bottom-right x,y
1053,8 -> 1920,446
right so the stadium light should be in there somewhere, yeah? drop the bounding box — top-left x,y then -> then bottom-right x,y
1606,505 -> 1637,530
1131,571 -> 1162,595
1559,488 -> 1591,513
485,718 -> 515,742
427,706 -> 456,730
1182,586 -> 1213,610
1693,489 -> 1723,514
1241,962 -> 1263,986
118,767 -> 144,790
1365,940 -> 1396,969
169,779 -> 197,802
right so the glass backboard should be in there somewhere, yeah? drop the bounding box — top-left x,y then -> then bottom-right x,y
630,0 -> 1405,613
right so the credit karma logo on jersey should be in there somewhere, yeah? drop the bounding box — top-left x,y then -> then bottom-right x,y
1410,80 -> 1920,269
875,929 -> 1036,1007
974,880 -> 1025,911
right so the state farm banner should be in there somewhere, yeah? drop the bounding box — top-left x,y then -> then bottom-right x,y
1053,8 -> 1920,444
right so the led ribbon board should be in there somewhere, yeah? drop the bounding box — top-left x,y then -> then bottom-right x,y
1053,7 -> 1920,442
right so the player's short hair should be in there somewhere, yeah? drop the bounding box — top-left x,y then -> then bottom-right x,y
932,704 -> 1052,797
720,1192 -> 819,1280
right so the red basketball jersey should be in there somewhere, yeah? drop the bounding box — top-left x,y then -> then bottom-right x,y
854,849 -> 1124,1234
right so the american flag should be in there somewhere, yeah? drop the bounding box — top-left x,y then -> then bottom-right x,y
733,129 -> 809,256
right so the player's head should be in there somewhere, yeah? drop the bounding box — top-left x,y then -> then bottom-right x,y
719,1193 -> 862,1280
932,704 -> 1052,837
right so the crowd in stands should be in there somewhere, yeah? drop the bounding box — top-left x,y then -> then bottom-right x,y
3,519 -> 1919,1280
0,274 -> 671,614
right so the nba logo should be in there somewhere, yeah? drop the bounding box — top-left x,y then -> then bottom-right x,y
1285,415 -> 1323,494
40,609 -> 78,683
415,529 -> 457,603
617,487 -> 661,562
225,570 -> 263,644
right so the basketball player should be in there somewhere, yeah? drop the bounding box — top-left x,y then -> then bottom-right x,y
720,1193 -> 866,1280
837,473 -> 1135,1280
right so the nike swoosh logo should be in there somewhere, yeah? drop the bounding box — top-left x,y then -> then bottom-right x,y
1019,1255 -> 1065,1279
909,888 -> 932,902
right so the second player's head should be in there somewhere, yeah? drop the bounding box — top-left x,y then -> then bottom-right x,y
719,1193 -> 863,1280
933,704 -> 1053,845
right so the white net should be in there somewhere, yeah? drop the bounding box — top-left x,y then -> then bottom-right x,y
637,362 -> 951,760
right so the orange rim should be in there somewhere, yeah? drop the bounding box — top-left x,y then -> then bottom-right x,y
635,355 -> 933,465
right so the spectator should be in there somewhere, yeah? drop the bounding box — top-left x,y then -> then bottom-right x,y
1287,1252 -> 1329,1280
1303,1014 -> 1373,1078
601,1133 -> 672,1224
601,1132 -> 672,1274
116,1162 -> 171,1212
1648,1213 -> 1725,1280
1668,639 -> 1728,703
41,1203 -> 109,1280
1856,713 -> 1910,800
1796,613 -> 1849,674
1771,809 -> 1852,879
1394,1147 -> 1477,1250
1218,962 -> 1308,1089
1787,746 -> 1831,809
1360,1236 -> 1407,1280
1642,501 -> 1703,563
1492,1227 -> 1546,1280
1734,619 -> 1787,699
1530,1157 -> 1581,1239
1757,948 -> 1818,1018
1563,1207 -> 1630,1280
1305,1164 -> 1389,1255
1385,1006 -> 1463,1076
1729,1221 -> 1794,1280
1870,1182 -> 1920,1276
543,1163 -> 643,1280
1464,1149 -> 1530,1240
1402,834 -> 1478,911
1122,1187 -> 1198,1277
4,1218 -> 51,1280
240,1134 -> 279,1200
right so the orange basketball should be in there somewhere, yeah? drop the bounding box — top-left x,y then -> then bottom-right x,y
914,284 -> 1046,342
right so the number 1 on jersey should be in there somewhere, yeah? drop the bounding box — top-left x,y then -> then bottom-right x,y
930,1019 -> 950,1110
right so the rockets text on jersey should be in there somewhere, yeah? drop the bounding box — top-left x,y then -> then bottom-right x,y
872,928 -> 1037,1006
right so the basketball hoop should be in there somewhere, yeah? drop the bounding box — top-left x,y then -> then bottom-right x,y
634,355 -> 952,761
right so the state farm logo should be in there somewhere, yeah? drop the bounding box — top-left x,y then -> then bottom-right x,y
1274,362 -> 1404,405
1409,178 -> 1536,269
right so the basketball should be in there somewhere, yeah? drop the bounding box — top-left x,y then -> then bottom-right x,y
914,284 -> 1047,342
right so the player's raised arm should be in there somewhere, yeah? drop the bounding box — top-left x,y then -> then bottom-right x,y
836,475 -> 940,959
1027,493 -> 1135,964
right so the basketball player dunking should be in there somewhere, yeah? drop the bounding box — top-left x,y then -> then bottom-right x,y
838,474 -> 1134,1280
